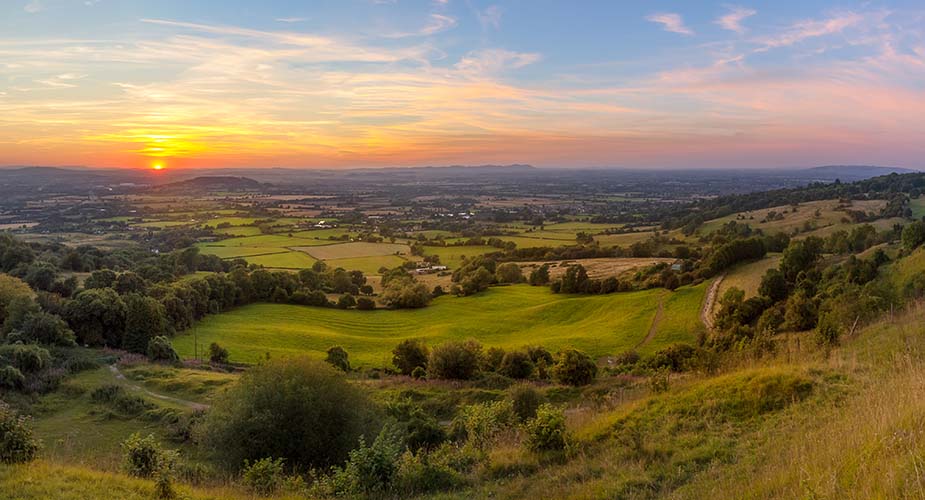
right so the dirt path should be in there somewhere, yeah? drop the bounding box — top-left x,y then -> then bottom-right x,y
635,293 -> 666,349
701,274 -> 725,331
108,364 -> 209,411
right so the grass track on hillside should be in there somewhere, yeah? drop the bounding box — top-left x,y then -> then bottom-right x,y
175,284 -> 705,367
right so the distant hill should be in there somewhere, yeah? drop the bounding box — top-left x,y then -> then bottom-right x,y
154,176 -> 265,193
796,165 -> 919,182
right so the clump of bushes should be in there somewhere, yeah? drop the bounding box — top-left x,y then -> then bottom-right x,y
208,342 -> 229,364
198,357 -> 378,470
392,339 -> 429,376
121,433 -> 177,478
0,365 -> 25,389
508,384 -> 543,422
499,350 -> 534,379
428,340 -> 482,380
524,404 -> 568,453
0,343 -> 51,373
552,349 -> 598,386
325,346 -> 351,372
0,402 -> 40,463
241,457 -> 286,495
147,336 -> 179,363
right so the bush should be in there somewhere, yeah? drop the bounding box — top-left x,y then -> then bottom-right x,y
325,346 -> 351,372
498,350 -> 534,379
147,336 -> 180,363
356,297 -> 376,310
323,425 -> 404,496
90,384 -> 124,403
524,404 -> 568,453
393,449 -> 465,495
199,357 -> 378,470
208,342 -> 229,364
387,398 -> 446,451
0,366 -> 25,390
649,367 -> 670,393
121,433 -> 176,478
815,313 -> 841,349
392,339 -> 429,376
428,340 -> 482,380
552,349 -> 597,386
508,384 -> 543,422
337,294 -> 357,310
411,366 -> 426,379
612,350 -> 641,367
0,343 -> 50,373
455,400 -> 515,450
647,343 -> 699,372
242,457 -> 285,495
0,402 -> 39,463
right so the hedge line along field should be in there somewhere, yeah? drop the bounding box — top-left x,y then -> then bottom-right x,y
174,284 -> 706,367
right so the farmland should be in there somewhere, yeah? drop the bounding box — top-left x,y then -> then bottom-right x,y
175,284 -> 706,366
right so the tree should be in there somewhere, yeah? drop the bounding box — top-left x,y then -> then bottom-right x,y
780,237 -> 823,283
337,294 -> 357,309
392,339 -> 429,376
356,297 -> 376,310
902,221 -> 925,251
552,349 -> 597,386
325,346 -> 351,372
64,288 -> 127,346
0,274 -> 32,326
495,263 -> 524,284
381,279 -> 431,309
23,261 -> 57,292
498,350 -> 534,379
428,340 -> 482,380
199,357 -> 378,470
528,264 -> 550,286
114,272 -> 147,295
123,294 -> 168,354
758,268 -> 789,302
147,336 -> 180,363
558,265 -> 589,294
84,269 -> 117,290
783,289 -> 817,331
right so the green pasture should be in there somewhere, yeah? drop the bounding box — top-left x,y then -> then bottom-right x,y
175,284 -> 705,367
325,255 -> 408,275
420,245 -> 499,268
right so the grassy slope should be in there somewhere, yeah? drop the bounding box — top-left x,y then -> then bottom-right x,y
174,285 -> 705,366
718,254 -> 782,299
420,246 -> 498,268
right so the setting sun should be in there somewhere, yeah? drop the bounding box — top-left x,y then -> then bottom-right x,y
152,163 -> 165,171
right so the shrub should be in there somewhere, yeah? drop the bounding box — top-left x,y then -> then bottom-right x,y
613,350 -> 641,367
524,404 -> 568,453
508,384 -> 543,422
428,340 -> 482,380
208,342 -> 229,364
199,357 -> 378,470
393,449 -> 464,495
337,294 -> 357,310
325,346 -> 351,372
121,433 -> 176,478
495,263 -> 524,284
0,402 -> 39,463
455,400 -> 515,450
0,343 -> 50,373
498,350 -> 534,379
552,349 -> 597,386
482,346 -> 505,372
0,366 -> 25,390
392,339 -> 429,376
90,384 -> 123,403
323,426 -> 404,496
647,343 -> 699,372
649,367 -> 670,394
356,297 -> 376,310
242,457 -> 285,495
411,366 -> 426,379
815,313 -> 841,349
147,336 -> 180,363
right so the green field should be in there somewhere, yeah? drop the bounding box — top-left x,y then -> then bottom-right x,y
719,254 -> 782,299
245,251 -> 317,269
326,255 -> 408,274
910,197 -> 925,219
194,244 -> 289,259
300,241 -> 410,260
174,284 -> 705,367
420,245 -> 499,268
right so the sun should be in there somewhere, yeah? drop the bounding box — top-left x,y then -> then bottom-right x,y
152,163 -> 165,171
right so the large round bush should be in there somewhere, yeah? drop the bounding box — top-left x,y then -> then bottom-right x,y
198,357 -> 379,470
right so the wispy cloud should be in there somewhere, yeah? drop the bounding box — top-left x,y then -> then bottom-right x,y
755,11 -> 863,49
455,48 -> 541,75
716,6 -> 756,34
476,5 -> 503,30
384,13 -> 457,38
23,0 -> 43,14
275,17 -> 306,23
646,13 -> 694,36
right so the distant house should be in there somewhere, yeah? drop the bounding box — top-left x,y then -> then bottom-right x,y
414,265 -> 448,275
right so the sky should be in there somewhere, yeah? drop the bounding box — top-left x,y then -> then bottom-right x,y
1,0 -> 924,170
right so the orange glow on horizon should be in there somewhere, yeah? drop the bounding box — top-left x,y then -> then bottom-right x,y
152,162 -> 165,171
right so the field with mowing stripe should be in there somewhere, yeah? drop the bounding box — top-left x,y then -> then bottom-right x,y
300,241 -> 410,260
194,244 -> 289,259
175,284 -> 705,367
245,251 -> 317,269
421,245 -> 499,268
326,255 -> 407,274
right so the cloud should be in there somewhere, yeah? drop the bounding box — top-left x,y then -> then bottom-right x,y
385,13 -> 457,38
646,13 -> 694,36
476,5 -> 503,30
716,6 -> 756,34
755,11 -> 863,49
23,0 -> 43,13
275,17 -> 307,23
455,48 -> 541,75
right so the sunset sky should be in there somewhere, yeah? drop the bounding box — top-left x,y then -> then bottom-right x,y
1,0 -> 924,170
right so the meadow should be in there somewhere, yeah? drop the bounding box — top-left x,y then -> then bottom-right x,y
174,284 -> 706,367
698,199 -> 887,235
420,245 -> 499,268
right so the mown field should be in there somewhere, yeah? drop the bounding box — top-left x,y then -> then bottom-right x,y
174,284 -> 706,367
698,199 -> 887,236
